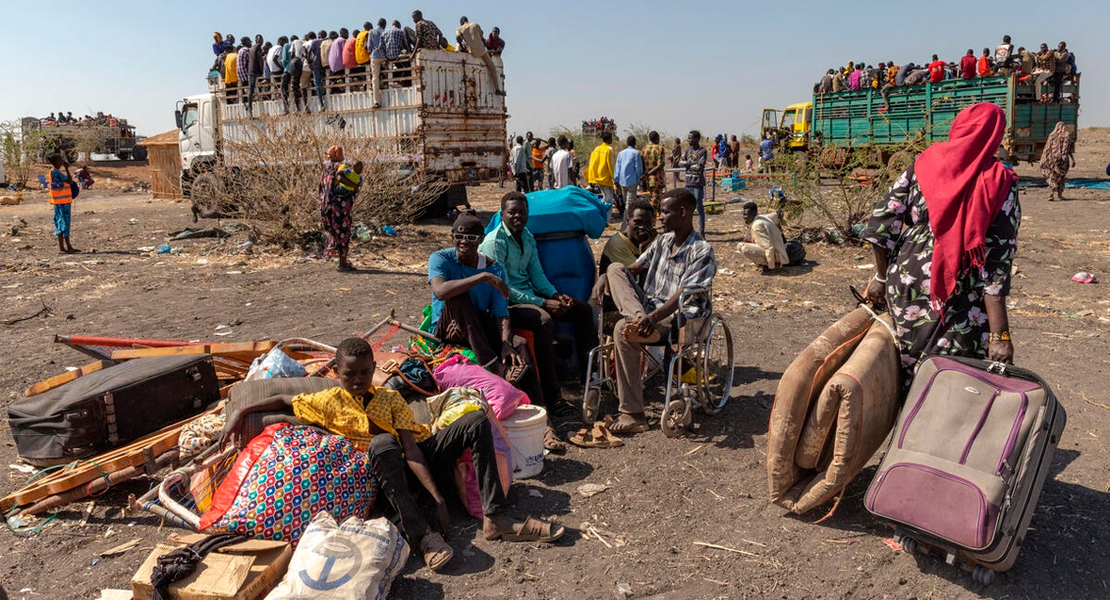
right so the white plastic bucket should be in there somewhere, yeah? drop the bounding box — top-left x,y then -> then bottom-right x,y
501,404 -> 547,479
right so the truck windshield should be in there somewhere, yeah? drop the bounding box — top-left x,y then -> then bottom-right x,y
182,106 -> 198,130
781,111 -> 796,130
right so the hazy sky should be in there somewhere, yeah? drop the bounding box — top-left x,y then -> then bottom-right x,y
2,0 -> 1103,140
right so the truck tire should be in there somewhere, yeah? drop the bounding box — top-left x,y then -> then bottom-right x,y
189,172 -> 224,215
131,146 -> 148,161
117,151 -> 130,161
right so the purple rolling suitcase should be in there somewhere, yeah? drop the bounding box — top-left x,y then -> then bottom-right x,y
865,356 -> 1066,585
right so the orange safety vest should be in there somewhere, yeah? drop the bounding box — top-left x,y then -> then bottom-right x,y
49,171 -> 73,205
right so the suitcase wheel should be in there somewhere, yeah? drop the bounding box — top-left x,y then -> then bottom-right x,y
900,536 -> 917,555
972,565 -> 995,586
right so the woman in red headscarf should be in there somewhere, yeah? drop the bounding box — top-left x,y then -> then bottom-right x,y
862,102 -> 1019,379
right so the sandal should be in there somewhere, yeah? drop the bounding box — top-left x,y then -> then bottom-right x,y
606,415 -> 649,435
503,363 -> 530,385
419,532 -> 453,571
543,425 -> 567,454
487,516 -> 565,543
569,422 -> 625,449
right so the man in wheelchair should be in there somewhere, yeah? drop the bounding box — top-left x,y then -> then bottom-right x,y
595,188 -> 717,435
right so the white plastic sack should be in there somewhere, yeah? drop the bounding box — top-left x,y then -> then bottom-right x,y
246,347 -> 308,381
265,512 -> 410,600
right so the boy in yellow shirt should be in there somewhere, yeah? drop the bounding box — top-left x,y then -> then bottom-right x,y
220,337 -> 563,571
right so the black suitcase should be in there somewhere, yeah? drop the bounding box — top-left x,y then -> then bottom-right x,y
8,355 -> 220,465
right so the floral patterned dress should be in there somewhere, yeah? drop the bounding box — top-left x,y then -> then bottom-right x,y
862,163 -> 1020,379
318,160 -> 354,259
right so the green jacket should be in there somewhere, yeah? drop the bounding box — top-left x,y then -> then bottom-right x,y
478,221 -> 557,306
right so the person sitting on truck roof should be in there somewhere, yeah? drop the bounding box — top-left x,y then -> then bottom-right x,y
995,35 -> 1016,74
457,17 -> 504,95
343,28 -> 361,82
267,37 -> 286,99
308,31 -> 328,109
1033,43 -> 1055,102
831,69 -> 846,92
223,44 -> 239,100
928,54 -> 946,83
849,65 -> 863,91
1017,47 -> 1036,76
959,49 -> 977,79
485,27 -> 504,56
328,29 -> 347,79
382,20 -> 411,60
247,35 -> 266,114
413,10 -> 447,51
977,48 -> 994,77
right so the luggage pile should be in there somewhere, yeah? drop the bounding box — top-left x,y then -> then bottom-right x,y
768,306 -> 1067,584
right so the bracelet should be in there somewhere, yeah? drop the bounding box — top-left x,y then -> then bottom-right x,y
872,274 -> 887,283
989,331 -> 1011,342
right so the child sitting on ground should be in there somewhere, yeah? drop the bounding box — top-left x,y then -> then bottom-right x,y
220,337 -> 563,572
336,160 -> 364,193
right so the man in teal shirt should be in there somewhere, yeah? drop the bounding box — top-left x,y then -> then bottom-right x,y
479,192 -> 596,429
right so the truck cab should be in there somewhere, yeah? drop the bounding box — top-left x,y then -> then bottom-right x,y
176,93 -> 218,174
761,102 -> 813,151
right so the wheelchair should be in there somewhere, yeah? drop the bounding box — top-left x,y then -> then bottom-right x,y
581,287 -> 735,437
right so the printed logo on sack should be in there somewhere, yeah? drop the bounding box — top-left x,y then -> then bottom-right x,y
298,536 -> 363,591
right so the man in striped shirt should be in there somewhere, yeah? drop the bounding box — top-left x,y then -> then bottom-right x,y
598,188 -> 717,435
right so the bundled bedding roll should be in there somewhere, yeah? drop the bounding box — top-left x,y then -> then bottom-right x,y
767,308 -> 901,514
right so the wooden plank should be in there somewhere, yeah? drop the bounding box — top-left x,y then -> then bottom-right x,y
111,341 -> 276,361
24,360 -> 115,397
0,406 -> 221,513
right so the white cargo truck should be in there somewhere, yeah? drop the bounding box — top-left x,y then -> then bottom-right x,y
175,49 -> 507,214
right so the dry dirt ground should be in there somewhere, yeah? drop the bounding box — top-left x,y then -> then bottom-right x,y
1,133 -> 1109,600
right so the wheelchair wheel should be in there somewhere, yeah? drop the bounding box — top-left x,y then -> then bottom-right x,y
699,316 -> 735,415
661,399 -> 691,438
583,387 -> 601,424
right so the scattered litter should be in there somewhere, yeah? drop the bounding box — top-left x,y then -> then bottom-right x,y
9,463 -> 35,473
1072,271 -> 1098,284
214,324 -> 230,330
225,271 -> 242,275
137,246 -> 155,252
128,218 -> 139,224
616,582 -> 633,598
747,301 -> 760,308
98,538 -> 141,557
577,483 -> 610,497
528,489 -> 544,498
855,263 -> 875,269
883,538 -> 904,552
104,527 -> 115,538
719,268 -> 735,276
381,225 -> 397,236
196,258 -> 209,265
8,515 -> 28,528
214,331 -> 235,337
157,244 -> 172,254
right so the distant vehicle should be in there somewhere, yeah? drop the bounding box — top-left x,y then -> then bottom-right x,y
176,48 -> 507,216
761,74 -> 1079,164
20,117 -> 144,162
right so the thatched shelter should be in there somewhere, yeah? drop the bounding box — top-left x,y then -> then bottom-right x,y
140,130 -> 182,199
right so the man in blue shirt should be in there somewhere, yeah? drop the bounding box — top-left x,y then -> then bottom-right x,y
366,18 -> 387,108
429,211 -> 545,431
759,133 -> 775,172
614,136 -> 644,226
479,193 -> 595,442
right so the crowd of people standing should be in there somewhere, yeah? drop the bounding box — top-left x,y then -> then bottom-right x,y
210,10 -> 506,115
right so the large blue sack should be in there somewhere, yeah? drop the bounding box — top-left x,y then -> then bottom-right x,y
485,186 -> 611,238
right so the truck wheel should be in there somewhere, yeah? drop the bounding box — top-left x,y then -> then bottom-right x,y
117,151 -> 130,161
131,146 -> 148,161
189,172 -> 223,214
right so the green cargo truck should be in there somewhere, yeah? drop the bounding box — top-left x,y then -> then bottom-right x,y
761,74 -> 1079,164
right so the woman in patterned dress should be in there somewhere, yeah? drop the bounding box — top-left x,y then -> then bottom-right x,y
863,103 -> 1019,380
1039,121 -> 1075,201
319,145 -> 356,271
